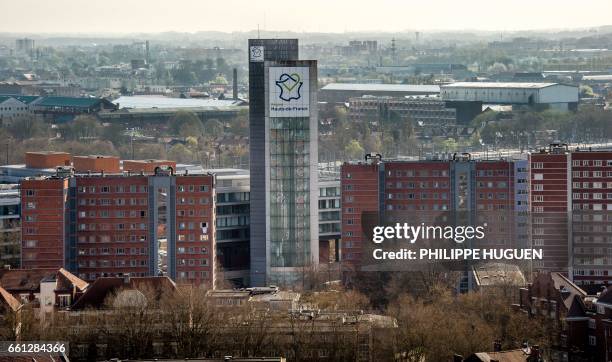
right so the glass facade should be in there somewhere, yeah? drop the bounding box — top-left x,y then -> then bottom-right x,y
269,117 -> 311,267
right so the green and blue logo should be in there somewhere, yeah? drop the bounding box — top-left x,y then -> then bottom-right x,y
275,73 -> 303,101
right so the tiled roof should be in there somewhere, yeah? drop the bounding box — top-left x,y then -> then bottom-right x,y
58,268 -> 89,292
468,349 -> 531,362
0,354 -> 67,362
0,285 -> 21,312
0,268 -> 57,292
72,276 -> 177,310
597,286 -> 612,305
550,272 -> 586,310
566,295 -> 588,319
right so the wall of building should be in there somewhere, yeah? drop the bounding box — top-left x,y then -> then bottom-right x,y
25,152 -> 71,169
20,178 -> 68,269
73,156 -> 121,173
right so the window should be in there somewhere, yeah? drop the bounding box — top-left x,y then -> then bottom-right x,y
58,295 -> 71,308
25,240 -> 37,248
25,189 -> 35,196
533,174 -> 543,181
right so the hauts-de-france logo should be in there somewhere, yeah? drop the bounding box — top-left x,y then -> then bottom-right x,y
275,73 -> 303,101
249,46 -> 264,62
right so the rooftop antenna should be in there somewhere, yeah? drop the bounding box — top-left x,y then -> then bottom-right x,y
391,38 -> 397,66
257,24 -> 260,39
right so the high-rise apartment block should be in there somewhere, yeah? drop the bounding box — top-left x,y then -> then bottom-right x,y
530,144 -> 612,285
341,155 -> 529,289
20,157 -> 215,287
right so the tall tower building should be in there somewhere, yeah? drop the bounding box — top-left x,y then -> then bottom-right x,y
248,39 -> 318,286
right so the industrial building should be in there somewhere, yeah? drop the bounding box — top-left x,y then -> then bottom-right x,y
348,95 -> 457,138
97,95 -> 246,126
441,82 -> 580,122
320,83 -> 440,104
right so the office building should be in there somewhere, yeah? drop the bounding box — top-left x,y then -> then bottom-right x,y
265,59 -> 319,285
214,169 -> 251,286
248,39 -> 320,286
248,39 -> 299,286
0,184 -> 20,268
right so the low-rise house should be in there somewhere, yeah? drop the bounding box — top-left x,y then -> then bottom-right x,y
463,346 -> 542,361
518,272 -> 593,361
470,262 -> 527,301
0,268 -> 89,319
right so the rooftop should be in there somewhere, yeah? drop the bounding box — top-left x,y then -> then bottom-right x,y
321,83 -> 440,93
35,96 -> 112,108
472,263 -> 526,287
442,82 -> 565,89
0,268 -> 58,292
114,95 -> 244,109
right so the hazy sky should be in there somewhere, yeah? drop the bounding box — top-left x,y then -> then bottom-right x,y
1,0 -> 611,34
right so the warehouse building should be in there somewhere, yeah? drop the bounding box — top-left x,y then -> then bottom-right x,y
320,83 -> 440,104
441,82 -> 579,122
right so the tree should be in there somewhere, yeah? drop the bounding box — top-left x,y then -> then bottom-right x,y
226,109 -> 249,137
101,123 -> 128,145
168,143 -> 194,163
386,283 -> 547,361
169,111 -> 203,137
7,117 -> 47,140
344,139 -> 364,161
61,115 -> 101,141
203,119 -> 224,139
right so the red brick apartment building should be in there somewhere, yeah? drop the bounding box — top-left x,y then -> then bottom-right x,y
20,177 -> 68,269
341,154 -> 527,289
20,154 -> 215,287
529,144 -> 612,286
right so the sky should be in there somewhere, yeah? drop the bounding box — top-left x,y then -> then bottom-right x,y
1,0 -> 611,34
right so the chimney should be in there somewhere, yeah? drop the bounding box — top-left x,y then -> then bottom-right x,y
493,340 -> 502,352
232,68 -> 238,100
530,345 -> 540,360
